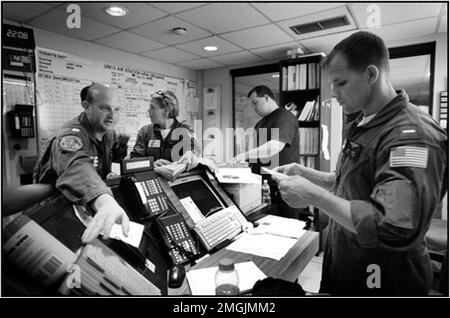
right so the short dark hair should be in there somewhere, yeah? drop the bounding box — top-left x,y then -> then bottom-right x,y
322,31 -> 390,72
80,83 -> 95,103
248,85 -> 275,100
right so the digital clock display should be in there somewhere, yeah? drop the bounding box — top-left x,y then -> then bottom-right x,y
2,24 -> 35,49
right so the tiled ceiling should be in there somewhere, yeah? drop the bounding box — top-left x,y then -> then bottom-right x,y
2,2 -> 447,70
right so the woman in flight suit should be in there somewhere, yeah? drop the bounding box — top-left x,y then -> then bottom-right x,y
131,90 -> 200,169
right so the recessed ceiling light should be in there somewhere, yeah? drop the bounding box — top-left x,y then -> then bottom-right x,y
203,46 -> 218,52
104,6 -> 128,17
172,27 -> 187,35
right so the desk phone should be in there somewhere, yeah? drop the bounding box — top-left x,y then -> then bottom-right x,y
156,213 -> 199,265
121,172 -> 172,221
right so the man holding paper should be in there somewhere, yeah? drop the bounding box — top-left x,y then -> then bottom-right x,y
272,31 -> 447,296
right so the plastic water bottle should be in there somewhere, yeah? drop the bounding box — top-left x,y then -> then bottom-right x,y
262,180 -> 271,205
215,258 -> 239,296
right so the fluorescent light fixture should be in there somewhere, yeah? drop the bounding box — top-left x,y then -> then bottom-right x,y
203,46 -> 218,52
272,74 -> 280,78
104,6 -> 128,17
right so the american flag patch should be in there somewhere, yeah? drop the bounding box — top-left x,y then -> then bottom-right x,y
390,146 -> 428,168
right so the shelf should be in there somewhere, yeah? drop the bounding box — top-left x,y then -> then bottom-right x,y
300,154 -> 319,156
298,121 -> 320,128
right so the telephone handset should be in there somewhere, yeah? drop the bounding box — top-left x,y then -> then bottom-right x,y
121,171 -> 172,221
156,213 -> 199,265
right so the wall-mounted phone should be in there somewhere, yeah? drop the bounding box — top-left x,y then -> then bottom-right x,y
7,104 -> 35,138
156,212 -> 199,265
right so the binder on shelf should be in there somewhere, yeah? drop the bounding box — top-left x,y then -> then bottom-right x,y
287,65 -> 296,90
299,64 -> 307,90
298,101 -> 314,121
282,66 -> 288,91
308,63 -> 316,89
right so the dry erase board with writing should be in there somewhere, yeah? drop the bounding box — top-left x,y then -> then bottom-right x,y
35,47 -> 197,155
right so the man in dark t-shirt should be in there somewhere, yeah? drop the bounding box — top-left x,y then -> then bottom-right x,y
233,85 -> 300,218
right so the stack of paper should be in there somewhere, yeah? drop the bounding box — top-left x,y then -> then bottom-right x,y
226,232 -> 298,260
254,215 -> 306,239
186,261 -> 267,295
215,167 -> 255,184
154,163 -> 187,181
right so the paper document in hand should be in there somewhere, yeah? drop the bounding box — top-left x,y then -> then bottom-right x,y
226,232 -> 297,260
261,167 -> 289,180
186,261 -> 266,295
254,215 -> 306,239
109,221 -> 144,248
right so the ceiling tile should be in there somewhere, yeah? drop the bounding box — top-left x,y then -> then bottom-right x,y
221,24 -> 294,49
349,3 -> 442,28
78,2 -> 167,29
176,58 -> 224,70
176,3 -> 270,34
150,2 -> 206,14
277,7 -> 357,41
141,47 -> 201,63
362,17 -> 439,44
250,42 -> 299,59
2,2 -> 53,22
29,8 -> 120,41
209,51 -> 263,66
175,36 -> 242,57
252,2 -> 345,22
301,31 -> 356,53
128,16 -> 212,45
93,31 -> 166,53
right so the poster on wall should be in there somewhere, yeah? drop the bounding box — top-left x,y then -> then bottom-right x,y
35,47 -> 195,155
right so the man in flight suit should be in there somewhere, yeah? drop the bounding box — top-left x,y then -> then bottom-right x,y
273,31 -> 448,295
34,83 -> 130,243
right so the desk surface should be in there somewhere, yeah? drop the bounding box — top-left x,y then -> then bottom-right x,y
169,230 -> 319,295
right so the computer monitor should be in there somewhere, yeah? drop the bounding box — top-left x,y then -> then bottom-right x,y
170,175 -> 225,217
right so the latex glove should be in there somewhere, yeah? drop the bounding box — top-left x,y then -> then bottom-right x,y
272,175 -> 314,209
154,158 -> 172,168
82,194 -> 130,243
177,151 -> 199,171
273,162 -> 306,177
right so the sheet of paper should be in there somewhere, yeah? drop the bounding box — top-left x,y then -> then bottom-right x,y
261,167 -> 289,180
186,261 -> 266,295
109,221 -> 144,248
254,214 -> 306,239
226,232 -> 298,260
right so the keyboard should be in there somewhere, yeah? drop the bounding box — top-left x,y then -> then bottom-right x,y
194,206 -> 247,250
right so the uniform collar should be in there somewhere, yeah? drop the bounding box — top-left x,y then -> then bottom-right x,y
353,90 -> 409,130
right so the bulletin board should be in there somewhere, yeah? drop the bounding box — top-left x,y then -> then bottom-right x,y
35,47 -> 198,155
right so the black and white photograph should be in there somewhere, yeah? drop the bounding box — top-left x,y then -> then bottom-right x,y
1,0 -> 448,305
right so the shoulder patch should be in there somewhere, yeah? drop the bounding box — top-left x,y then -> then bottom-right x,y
390,146 -> 428,168
59,135 -> 83,152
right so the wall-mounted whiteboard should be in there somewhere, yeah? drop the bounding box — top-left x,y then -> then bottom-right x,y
35,47 -> 197,155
